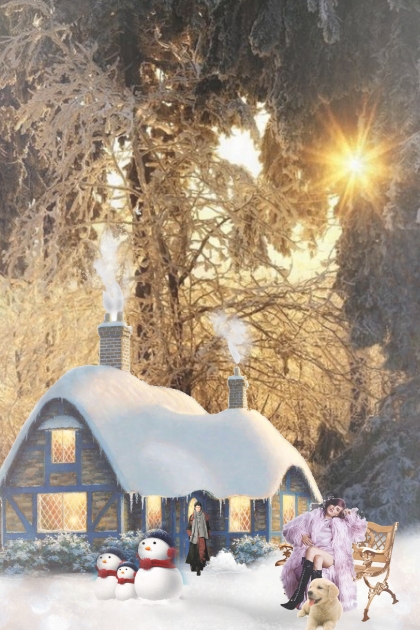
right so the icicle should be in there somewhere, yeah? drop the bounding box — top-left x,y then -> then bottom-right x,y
129,492 -> 134,512
141,495 -> 145,510
219,499 -> 223,516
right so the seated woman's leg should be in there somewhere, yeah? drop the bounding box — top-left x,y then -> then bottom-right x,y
304,546 -> 334,568
281,555 -> 316,610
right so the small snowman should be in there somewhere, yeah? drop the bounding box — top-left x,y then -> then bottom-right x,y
94,546 -> 126,600
115,560 -> 138,601
135,529 -> 183,601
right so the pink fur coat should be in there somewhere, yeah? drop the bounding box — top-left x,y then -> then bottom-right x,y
281,508 -> 367,612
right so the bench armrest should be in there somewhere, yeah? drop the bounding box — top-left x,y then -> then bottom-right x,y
275,543 -> 294,567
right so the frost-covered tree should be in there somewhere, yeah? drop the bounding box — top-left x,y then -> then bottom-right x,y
2,0 -> 419,523
0,0 -> 365,464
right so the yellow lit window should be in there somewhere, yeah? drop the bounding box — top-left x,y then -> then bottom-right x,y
188,497 -> 197,519
298,496 -> 309,516
282,494 -> 296,526
37,493 -> 87,532
51,430 -> 76,463
270,493 -> 281,531
229,496 -> 251,532
146,496 -> 162,529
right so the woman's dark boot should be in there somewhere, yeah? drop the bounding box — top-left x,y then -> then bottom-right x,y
281,559 -> 314,610
312,569 -> 322,579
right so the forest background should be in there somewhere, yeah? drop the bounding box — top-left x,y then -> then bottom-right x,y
0,0 -> 419,527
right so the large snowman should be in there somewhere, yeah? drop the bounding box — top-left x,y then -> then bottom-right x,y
94,547 -> 126,600
135,529 -> 183,600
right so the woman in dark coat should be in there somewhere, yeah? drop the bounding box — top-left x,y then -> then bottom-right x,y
186,502 -> 210,576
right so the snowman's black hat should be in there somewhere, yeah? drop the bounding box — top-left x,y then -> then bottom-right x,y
117,561 -> 138,573
98,546 -> 126,561
140,528 -> 175,548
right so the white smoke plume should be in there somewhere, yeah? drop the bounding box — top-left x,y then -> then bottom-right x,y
209,311 -> 252,364
93,230 -> 125,320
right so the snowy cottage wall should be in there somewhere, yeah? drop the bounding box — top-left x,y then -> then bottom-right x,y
1,398 -> 124,548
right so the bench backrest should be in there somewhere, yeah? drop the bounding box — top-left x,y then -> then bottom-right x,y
352,521 -> 398,567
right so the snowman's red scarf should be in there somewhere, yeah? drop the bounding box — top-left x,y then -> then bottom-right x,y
96,568 -> 118,578
136,550 -> 177,570
117,577 -> 136,585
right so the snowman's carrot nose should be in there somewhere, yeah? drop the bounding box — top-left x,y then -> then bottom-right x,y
145,546 -> 151,551
102,560 -> 107,563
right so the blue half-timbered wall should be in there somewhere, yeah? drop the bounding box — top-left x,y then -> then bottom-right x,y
269,466 -> 312,545
1,397 -> 315,559
1,398 -> 124,548
122,467 -> 314,560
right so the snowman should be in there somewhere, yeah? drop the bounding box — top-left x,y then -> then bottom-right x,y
115,561 -> 138,601
135,529 -> 183,600
94,547 -> 126,600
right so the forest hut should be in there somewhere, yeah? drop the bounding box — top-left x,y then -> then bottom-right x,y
0,313 -> 322,557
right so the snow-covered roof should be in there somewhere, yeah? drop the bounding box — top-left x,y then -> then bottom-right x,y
0,365 -> 321,500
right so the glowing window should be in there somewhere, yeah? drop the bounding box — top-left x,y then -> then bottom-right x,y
229,496 -> 251,532
146,496 -> 162,529
271,493 -> 280,531
37,492 -> 87,532
51,430 -> 76,463
298,496 -> 309,516
282,494 -> 296,526
188,497 -> 197,519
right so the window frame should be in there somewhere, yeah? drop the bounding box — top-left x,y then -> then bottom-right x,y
37,492 -> 87,533
228,495 -> 251,532
51,429 -> 76,464
146,495 -> 162,530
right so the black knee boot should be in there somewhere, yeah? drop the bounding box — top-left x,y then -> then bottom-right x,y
281,559 -> 314,610
312,569 -> 322,579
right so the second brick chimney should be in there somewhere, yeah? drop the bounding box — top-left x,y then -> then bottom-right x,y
98,311 -> 132,371
227,366 -> 249,409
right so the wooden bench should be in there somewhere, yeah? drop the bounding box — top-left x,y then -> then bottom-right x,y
275,521 -> 399,622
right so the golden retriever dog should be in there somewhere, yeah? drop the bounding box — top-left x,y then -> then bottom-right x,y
297,578 -> 343,630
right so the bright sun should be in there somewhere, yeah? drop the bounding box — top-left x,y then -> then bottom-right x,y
346,154 -> 366,175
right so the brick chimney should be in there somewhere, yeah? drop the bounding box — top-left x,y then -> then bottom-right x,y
98,311 -> 132,371
228,366 -> 249,409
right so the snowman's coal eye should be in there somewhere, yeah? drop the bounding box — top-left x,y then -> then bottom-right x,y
108,556 -> 111,558
153,541 -> 156,544
142,541 -> 145,545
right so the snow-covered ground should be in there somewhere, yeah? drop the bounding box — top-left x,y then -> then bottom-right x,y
0,530 -> 418,630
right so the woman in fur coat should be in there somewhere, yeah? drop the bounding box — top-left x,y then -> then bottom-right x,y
280,497 -> 367,612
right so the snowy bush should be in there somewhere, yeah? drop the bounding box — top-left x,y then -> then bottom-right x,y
101,530 -> 142,560
41,534 -> 97,572
0,534 -> 96,574
0,538 -> 48,574
228,535 -> 279,564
